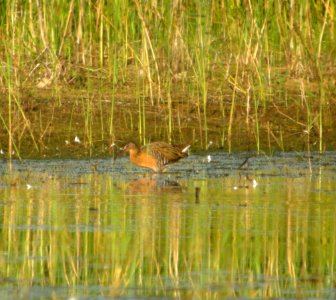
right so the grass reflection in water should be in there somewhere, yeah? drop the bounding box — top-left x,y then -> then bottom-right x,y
0,152 -> 335,299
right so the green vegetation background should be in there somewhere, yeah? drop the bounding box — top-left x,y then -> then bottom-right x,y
0,1 -> 335,157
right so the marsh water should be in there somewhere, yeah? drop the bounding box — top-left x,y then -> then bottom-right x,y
0,151 -> 336,299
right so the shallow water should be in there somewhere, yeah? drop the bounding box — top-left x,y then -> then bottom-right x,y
0,152 -> 336,299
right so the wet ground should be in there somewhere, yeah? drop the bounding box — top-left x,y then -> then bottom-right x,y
0,152 -> 336,299
1,86 -> 336,158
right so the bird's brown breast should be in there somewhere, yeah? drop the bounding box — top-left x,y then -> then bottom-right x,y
130,150 -> 159,171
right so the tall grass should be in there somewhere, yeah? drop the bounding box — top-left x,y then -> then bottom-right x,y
0,0 -> 335,155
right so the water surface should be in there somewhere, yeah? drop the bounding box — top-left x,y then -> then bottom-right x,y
0,152 -> 335,299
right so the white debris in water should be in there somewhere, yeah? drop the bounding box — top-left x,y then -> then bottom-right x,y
74,136 -> 81,143
26,184 -> 32,190
207,155 -> 212,163
252,179 -> 258,188
65,140 -> 70,145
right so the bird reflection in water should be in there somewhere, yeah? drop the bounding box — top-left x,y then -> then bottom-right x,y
126,176 -> 182,195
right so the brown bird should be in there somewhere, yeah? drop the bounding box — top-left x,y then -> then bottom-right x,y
123,141 -> 190,172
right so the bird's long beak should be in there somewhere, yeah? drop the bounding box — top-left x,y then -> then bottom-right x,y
109,143 -> 125,161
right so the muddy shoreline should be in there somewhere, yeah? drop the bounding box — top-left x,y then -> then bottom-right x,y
0,84 -> 335,159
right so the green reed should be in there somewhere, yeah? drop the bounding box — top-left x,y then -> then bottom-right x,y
166,80 -> 173,143
0,1 -> 335,154
82,94 -> 93,154
109,48 -> 118,139
135,69 -> 146,145
6,51 -> 13,159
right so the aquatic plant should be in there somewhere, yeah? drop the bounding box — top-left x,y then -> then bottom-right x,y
0,0 -> 334,156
